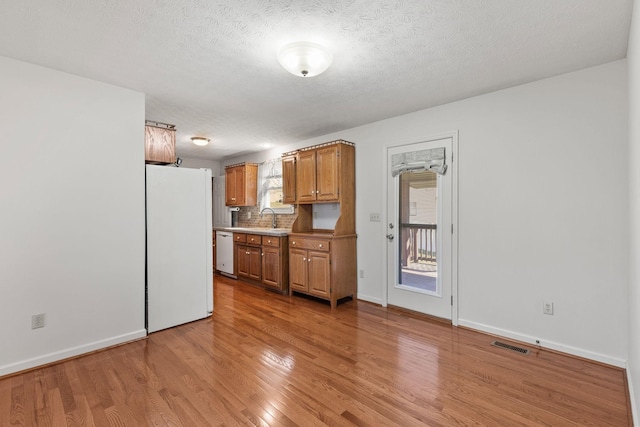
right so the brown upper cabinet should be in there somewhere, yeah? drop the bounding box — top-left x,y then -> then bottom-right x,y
281,154 -> 297,204
285,142 -> 353,205
297,146 -> 339,202
286,140 -> 356,235
225,163 -> 258,206
145,123 -> 176,164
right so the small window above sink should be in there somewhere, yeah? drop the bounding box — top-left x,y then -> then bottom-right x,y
259,158 -> 294,214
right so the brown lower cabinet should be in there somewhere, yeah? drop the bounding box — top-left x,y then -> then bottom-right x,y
262,246 -> 281,288
237,244 -> 261,281
233,232 -> 288,293
288,233 -> 356,309
289,248 -> 330,298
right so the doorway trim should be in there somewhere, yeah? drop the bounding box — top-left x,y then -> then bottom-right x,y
381,130 -> 459,326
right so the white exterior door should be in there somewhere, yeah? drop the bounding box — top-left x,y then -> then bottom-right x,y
386,137 -> 455,320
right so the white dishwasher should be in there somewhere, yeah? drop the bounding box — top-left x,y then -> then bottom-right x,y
215,231 -> 235,278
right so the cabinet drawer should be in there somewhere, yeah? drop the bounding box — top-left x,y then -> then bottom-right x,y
233,233 -> 246,243
263,237 -> 280,247
247,234 -> 262,245
289,238 -> 330,252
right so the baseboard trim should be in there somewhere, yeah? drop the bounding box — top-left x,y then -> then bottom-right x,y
0,329 -> 147,377
626,362 -> 638,426
357,293 -> 382,305
458,319 -> 626,368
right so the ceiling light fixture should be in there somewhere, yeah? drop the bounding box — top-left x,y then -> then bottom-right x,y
191,137 -> 210,146
277,42 -> 332,77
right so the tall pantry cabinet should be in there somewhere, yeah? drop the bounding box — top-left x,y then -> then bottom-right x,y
283,140 -> 356,309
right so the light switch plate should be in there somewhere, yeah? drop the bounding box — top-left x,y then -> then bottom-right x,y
369,213 -> 381,222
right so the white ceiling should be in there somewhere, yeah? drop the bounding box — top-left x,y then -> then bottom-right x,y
0,1 -> 633,161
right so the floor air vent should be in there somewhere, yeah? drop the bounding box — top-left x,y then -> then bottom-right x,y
491,340 -> 530,355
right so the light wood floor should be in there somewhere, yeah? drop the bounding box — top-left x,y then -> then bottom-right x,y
0,276 -> 632,426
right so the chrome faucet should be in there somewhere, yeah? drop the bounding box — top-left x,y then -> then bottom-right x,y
259,207 -> 277,228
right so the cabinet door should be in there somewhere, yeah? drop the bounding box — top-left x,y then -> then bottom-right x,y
282,155 -> 297,204
289,248 -> 308,291
248,246 -> 262,281
316,145 -> 340,201
296,150 -> 317,203
308,251 -> 330,298
225,167 -> 238,205
145,126 -> 176,164
225,165 -> 257,206
234,166 -> 246,205
262,247 -> 280,289
237,244 -> 250,277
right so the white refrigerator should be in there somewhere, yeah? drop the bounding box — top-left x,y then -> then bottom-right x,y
146,165 -> 213,333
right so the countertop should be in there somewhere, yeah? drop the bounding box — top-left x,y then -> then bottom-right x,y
214,226 -> 290,237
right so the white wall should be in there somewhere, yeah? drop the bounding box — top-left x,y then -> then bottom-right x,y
227,60 -> 628,367
452,62 -> 627,366
627,0 -> 640,422
179,156 -> 221,176
0,57 -> 146,375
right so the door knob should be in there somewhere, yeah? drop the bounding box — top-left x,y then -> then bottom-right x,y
386,234 -> 394,241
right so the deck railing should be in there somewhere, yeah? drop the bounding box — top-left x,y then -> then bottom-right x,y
401,223 -> 436,265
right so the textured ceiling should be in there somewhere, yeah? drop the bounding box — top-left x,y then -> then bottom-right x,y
0,1 -> 633,160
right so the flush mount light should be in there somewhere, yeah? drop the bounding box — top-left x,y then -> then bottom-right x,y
277,42 -> 332,77
191,137 -> 210,146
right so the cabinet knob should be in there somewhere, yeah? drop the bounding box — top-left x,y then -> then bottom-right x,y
303,257 -> 306,261
261,253 -> 264,256
319,244 -> 323,248
308,258 -> 311,262
292,241 -> 296,245
268,240 -> 271,243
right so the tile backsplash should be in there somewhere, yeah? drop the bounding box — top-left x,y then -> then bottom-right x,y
237,205 -> 297,229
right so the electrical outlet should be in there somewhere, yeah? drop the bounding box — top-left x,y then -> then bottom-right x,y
369,213 -> 381,222
359,269 -> 364,278
32,313 -> 45,329
543,302 -> 554,315
247,212 -> 251,219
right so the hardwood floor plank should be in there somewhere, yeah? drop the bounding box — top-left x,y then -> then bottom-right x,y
48,386 -> 69,427
72,395 -> 97,427
10,383 -> 25,426
53,364 -> 76,415
0,276 -> 632,426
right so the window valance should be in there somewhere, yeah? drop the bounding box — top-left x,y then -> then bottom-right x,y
391,147 -> 447,177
